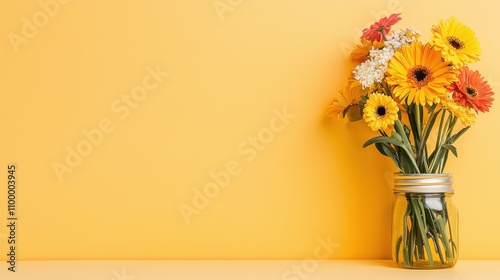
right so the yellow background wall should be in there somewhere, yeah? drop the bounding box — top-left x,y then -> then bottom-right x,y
1,0 -> 499,261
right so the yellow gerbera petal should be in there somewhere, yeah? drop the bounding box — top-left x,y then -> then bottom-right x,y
431,17 -> 481,67
440,98 -> 477,126
386,41 -> 458,106
363,93 -> 399,131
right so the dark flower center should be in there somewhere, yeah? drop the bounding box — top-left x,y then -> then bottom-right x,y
408,66 -> 432,87
466,86 -> 478,98
414,69 -> 427,81
447,36 -> 465,50
376,106 -> 387,117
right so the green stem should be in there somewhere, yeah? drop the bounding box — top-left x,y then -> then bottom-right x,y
440,195 -> 456,260
380,29 -> 388,42
442,116 -> 458,172
429,112 -> 452,172
382,82 -> 392,96
394,120 -> 420,173
400,194 -> 456,267
434,110 -> 446,154
425,204 -> 449,264
410,196 -> 434,265
436,215 -> 453,260
417,106 -> 439,173
402,204 -> 411,266
413,104 -> 422,169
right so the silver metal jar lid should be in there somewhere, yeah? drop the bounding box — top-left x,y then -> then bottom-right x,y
393,173 -> 454,193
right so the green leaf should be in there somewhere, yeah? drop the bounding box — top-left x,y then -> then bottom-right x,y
375,142 -> 389,156
448,126 -> 470,144
358,94 -> 370,110
430,147 -> 449,173
403,125 -> 411,140
443,144 -> 458,157
363,136 -> 404,149
391,131 -> 403,142
394,119 -> 414,152
399,150 -> 416,173
365,121 -> 421,173
375,142 -> 402,170
394,120 -> 420,173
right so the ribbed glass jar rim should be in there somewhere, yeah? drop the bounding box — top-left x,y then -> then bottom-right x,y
393,173 -> 453,193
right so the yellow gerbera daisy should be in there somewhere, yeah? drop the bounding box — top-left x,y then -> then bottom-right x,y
328,80 -> 370,122
431,17 -> 481,68
386,41 -> 458,106
440,97 -> 476,126
363,93 -> 399,131
351,38 -> 385,62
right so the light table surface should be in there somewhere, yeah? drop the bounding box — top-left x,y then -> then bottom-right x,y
1,260 -> 499,279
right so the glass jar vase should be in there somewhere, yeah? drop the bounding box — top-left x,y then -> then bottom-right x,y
392,173 -> 458,269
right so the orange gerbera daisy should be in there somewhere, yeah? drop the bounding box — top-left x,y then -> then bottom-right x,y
362,13 -> 402,42
328,79 -> 369,122
448,67 -> 494,113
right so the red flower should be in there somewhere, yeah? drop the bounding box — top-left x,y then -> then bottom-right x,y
449,66 -> 494,113
361,13 -> 402,42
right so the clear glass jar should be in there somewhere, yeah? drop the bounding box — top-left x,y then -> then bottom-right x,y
392,173 -> 458,269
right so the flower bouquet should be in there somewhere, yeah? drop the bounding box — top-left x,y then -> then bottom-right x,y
328,14 -> 494,268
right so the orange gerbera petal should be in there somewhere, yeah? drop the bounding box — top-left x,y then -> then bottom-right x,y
449,66 -> 494,112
